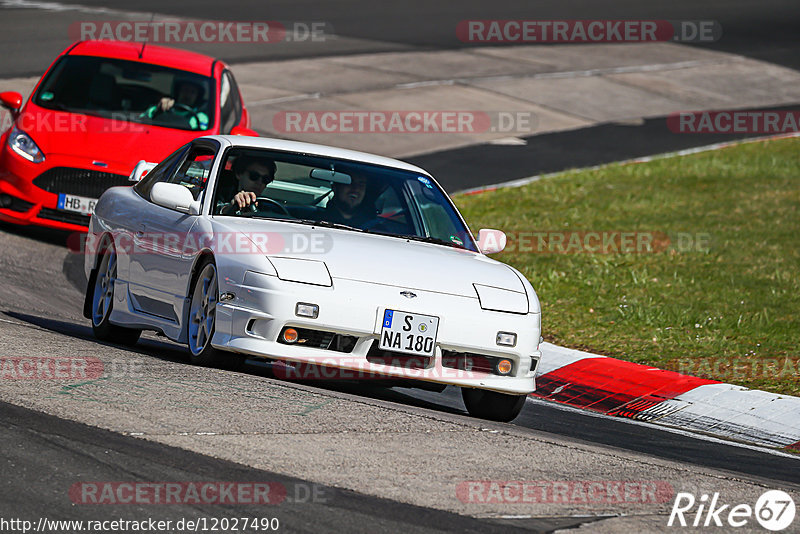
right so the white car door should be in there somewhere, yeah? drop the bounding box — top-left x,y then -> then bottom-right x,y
120,144 -> 190,292
128,141 -> 218,323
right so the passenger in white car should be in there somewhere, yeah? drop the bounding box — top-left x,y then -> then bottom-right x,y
324,174 -> 377,227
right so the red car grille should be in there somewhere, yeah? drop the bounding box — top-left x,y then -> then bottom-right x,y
33,167 -> 131,198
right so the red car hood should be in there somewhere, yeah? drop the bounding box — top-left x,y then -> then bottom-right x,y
19,107 -> 202,174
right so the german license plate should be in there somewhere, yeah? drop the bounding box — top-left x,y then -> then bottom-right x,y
58,193 -> 97,215
380,309 -> 439,357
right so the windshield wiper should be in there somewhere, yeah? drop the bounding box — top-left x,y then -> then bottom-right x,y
383,233 -> 467,250
292,218 -> 365,233
41,101 -> 71,112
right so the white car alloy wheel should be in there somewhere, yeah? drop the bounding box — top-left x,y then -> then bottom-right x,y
189,261 -> 218,357
90,244 -> 141,346
92,246 -> 116,328
187,259 -> 242,368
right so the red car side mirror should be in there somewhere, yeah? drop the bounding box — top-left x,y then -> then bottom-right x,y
0,91 -> 23,114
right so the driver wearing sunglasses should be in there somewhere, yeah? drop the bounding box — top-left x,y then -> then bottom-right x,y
220,155 -> 277,215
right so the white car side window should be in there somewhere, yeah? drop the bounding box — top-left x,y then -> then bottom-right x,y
168,149 -> 216,201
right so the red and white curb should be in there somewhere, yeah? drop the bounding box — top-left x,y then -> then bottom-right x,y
533,343 -> 800,451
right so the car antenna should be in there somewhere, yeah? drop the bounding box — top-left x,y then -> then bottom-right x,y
139,13 -> 155,59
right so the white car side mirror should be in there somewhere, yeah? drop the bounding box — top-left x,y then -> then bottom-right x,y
128,160 -> 158,182
151,182 -> 201,215
477,229 -> 507,254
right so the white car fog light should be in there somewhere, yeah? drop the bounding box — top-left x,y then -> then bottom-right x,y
295,302 -> 319,319
283,328 -> 299,343
495,359 -> 513,376
496,331 -> 517,347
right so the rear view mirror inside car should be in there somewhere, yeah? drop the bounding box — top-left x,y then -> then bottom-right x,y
310,168 -> 351,184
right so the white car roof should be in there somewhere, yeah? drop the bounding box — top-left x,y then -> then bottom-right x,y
205,135 -> 432,176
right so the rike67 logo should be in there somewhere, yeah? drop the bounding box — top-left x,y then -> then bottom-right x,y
668,490 -> 796,531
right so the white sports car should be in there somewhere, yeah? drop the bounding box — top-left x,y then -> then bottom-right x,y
83,135 -> 542,421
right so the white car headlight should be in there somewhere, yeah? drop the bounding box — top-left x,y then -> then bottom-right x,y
473,284 -> 528,314
268,257 -> 332,287
7,125 -> 45,163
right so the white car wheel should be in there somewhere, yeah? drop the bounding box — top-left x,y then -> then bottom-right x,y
462,388 -> 526,422
189,261 -> 218,358
187,258 -> 244,369
90,244 -> 141,346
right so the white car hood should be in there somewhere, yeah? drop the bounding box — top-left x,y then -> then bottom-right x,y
212,219 -> 527,299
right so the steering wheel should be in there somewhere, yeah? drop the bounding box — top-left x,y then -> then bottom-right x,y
172,103 -> 202,119
149,102 -> 202,128
236,197 -> 291,217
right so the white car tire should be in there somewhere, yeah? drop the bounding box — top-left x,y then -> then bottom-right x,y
462,388 -> 527,422
90,244 -> 141,346
187,258 -> 245,370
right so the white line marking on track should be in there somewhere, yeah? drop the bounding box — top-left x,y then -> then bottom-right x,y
1,0 -> 135,15
0,317 -> 27,327
248,93 -> 321,106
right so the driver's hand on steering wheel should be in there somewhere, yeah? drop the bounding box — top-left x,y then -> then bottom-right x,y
157,97 -> 176,112
231,191 -> 257,210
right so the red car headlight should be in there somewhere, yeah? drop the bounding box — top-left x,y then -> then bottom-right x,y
7,125 -> 45,163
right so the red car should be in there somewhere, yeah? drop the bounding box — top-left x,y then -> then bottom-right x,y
0,40 -> 256,231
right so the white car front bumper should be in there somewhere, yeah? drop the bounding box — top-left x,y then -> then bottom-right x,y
213,272 -> 540,395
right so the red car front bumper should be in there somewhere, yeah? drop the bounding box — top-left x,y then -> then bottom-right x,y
0,143 -> 133,232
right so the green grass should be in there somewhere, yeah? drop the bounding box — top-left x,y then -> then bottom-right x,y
455,138 -> 800,395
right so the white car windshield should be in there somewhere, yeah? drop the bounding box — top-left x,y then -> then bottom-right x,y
212,148 -> 478,251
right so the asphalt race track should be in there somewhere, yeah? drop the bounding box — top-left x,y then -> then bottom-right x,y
0,217 -> 798,530
1,0 -> 799,75
1,1 -> 800,532
3,1 -> 799,189
0,400 -> 538,533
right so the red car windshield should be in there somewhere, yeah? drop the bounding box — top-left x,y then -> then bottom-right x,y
33,55 -> 215,131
